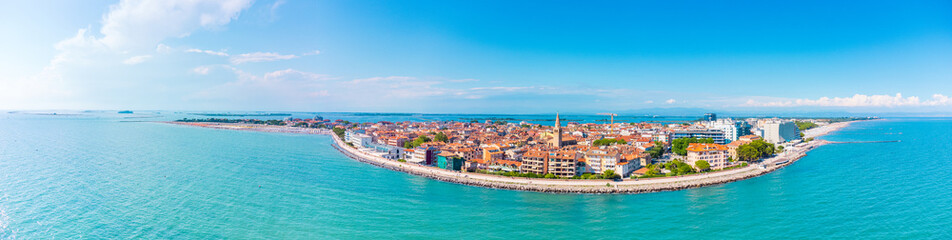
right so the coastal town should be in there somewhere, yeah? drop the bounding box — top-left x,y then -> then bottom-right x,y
176,113 -> 861,184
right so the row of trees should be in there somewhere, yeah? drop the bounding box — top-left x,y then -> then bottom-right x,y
795,121 -> 819,131
664,160 -> 697,175
403,132 -> 451,148
176,118 -> 287,126
332,127 -> 346,139
592,138 -> 627,146
176,118 -> 241,123
639,159 -> 701,178
736,140 -> 776,162
672,138 -> 715,155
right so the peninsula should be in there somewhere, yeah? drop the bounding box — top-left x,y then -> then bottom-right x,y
169,114 -> 865,194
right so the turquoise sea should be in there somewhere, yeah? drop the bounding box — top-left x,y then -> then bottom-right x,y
1,112 -> 950,239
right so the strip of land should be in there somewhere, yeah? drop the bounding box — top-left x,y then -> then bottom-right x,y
167,120 -> 856,194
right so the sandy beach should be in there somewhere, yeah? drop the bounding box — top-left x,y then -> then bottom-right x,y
169,120 -> 859,194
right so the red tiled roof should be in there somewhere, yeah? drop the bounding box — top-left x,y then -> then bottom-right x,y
686,143 -> 728,152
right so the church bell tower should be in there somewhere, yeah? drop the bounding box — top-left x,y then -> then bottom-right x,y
551,112 -> 563,148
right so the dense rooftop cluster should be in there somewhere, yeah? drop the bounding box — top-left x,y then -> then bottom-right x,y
327,113 -> 829,179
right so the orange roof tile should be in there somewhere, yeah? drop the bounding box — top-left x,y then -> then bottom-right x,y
686,143 -> 728,152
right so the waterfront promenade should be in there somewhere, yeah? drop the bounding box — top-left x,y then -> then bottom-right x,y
169,120 -> 856,194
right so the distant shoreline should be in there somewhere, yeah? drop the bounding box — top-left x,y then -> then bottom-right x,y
166,120 -> 859,194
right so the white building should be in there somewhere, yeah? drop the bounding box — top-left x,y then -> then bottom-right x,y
705,119 -> 752,143
345,131 -> 374,147
761,121 -> 799,144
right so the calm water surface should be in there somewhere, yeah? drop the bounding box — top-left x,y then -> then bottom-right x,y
0,113 -> 950,239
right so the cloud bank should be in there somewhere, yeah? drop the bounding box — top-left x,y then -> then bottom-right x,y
230,52 -> 300,64
1,0 -> 254,109
745,93 -> 952,107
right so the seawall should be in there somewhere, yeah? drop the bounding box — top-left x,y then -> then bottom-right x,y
327,128 -> 830,194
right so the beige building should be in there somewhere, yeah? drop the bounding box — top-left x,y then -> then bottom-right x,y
518,149 -> 577,178
686,143 -> 730,170
547,151 -> 578,178
520,150 -> 548,175
583,148 -> 620,174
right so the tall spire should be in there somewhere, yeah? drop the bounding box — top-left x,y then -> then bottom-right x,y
552,112 -> 563,148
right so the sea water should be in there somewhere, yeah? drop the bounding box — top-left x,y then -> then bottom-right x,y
0,113 -> 949,239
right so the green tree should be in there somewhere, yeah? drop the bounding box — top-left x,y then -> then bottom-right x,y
411,135 -> 431,147
593,138 -> 627,146
695,160 -> 711,171
332,127 -> 346,139
663,159 -> 696,175
403,141 -> 413,149
602,169 -> 619,179
676,163 -> 695,175
646,141 -> 665,158
544,173 -> 557,179
672,138 -> 715,155
434,132 -> 449,142
737,144 -> 760,162
746,140 -> 775,158
645,168 -> 661,177
737,145 -> 760,161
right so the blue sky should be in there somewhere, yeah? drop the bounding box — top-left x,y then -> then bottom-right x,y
1,0 -> 951,113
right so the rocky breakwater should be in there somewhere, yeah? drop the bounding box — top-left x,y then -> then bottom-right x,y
169,120 -> 855,194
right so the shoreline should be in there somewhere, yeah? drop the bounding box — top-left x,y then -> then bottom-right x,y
166,120 -> 859,194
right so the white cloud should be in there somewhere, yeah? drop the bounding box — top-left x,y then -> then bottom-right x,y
271,0 -> 286,12
3,0 -> 254,109
745,93 -> 952,107
192,66 -> 212,75
50,28 -> 109,67
225,50 -> 319,64
644,100 -> 654,104
230,52 -> 300,64
449,78 -> 479,83
666,99 -> 676,104
188,68 -> 335,109
259,68 -> 327,82
99,0 -> 253,51
155,44 -> 172,54
349,76 -> 417,84
268,0 -> 286,21
123,55 -> 152,65
469,86 -> 533,91
186,48 -> 229,56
